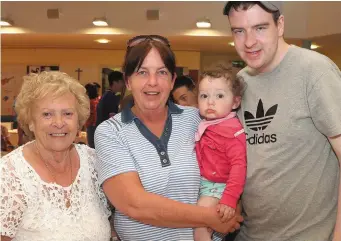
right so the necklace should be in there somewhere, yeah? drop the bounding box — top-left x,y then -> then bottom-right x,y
35,143 -> 74,208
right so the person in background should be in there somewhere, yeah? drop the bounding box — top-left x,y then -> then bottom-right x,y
170,75 -> 198,107
13,98 -> 30,146
223,1 -> 341,241
1,71 -> 111,241
93,82 -> 101,94
194,69 -> 246,241
1,125 -> 15,153
92,82 -> 102,101
85,83 -> 100,148
96,71 -> 124,127
94,35 -> 242,241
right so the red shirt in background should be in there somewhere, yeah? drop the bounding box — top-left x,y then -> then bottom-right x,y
85,98 -> 99,128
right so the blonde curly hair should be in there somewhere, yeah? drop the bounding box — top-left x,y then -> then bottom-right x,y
15,71 -> 90,139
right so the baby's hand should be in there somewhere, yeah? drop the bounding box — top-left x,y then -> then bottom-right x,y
217,204 -> 235,222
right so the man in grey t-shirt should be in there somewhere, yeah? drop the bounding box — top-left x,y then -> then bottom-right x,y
223,2 -> 341,241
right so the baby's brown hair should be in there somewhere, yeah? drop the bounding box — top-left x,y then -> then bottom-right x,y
199,67 -> 245,98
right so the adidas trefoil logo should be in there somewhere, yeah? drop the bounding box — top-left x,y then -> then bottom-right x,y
244,99 -> 278,131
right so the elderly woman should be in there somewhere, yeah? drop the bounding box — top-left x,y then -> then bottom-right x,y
95,35 -> 243,241
0,72 -> 111,241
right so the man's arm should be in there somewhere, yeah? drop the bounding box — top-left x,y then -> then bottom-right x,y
328,134 -> 341,241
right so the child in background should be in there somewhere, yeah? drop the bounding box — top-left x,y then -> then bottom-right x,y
194,69 -> 247,241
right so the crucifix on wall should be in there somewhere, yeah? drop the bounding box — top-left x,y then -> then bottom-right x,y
75,68 -> 83,80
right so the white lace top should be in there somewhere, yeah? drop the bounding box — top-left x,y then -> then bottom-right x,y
0,143 -> 111,241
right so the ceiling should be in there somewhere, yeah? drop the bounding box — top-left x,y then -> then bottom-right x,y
1,1 -> 341,56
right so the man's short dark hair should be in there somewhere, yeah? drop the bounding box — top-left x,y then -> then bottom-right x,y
170,75 -> 196,101
173,75 -> 195,92
108,71 -> 123,87
223,1 -> 281,25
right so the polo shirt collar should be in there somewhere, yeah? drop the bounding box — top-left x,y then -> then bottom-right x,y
121,100 -> 183,124
168,100 -> 183,115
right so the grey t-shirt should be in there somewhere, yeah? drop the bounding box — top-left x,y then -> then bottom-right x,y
236,45 -> 341,241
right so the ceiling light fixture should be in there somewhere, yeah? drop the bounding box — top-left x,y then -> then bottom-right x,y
95,39 -> 111,44
310,44 -> 319,49
0,18 -> 14,26
196,18 -> 211,28
228,42 -> 235,46
92,17 -> 108,27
